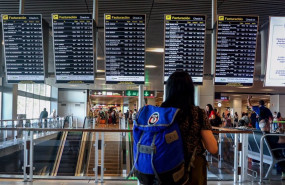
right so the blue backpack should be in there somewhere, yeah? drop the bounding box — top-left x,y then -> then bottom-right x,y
128,105 -> 188,185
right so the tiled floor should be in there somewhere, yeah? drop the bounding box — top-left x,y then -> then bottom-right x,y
0,179 -> 284,185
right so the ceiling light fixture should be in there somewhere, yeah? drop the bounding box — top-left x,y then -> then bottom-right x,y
97,57 -> 104,60
95,78 -> 105,80
145,65 -> 157,68
146,48 -> 164,53
238,86 -> 251,89
97,69 -> 105,73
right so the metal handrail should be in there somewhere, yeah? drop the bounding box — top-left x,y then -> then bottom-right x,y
0,126 -> 254,133
273,121 -> 285,123
260,133 -> 285,183
0,117 -> 64,122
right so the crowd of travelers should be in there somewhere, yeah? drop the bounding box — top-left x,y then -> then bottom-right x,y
88,107 -> 137,125
206,96 -> 285,180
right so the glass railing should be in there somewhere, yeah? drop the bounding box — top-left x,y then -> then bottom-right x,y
0,120 -> 284,183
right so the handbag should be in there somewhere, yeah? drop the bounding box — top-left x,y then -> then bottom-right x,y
186,108 -> 208,185
187,147 -> 207,185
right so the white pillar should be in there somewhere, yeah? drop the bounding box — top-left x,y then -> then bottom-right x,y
211,0 -> 217,75
198,79 -> 215,109
138,85 -> 144,109
270,95 -> 285,114
194,86 -> 200,106
231,98 -> 242,120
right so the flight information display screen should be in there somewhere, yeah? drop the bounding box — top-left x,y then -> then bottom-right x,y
2,14 -> 45,83
164,14 -> 206,84
104,14 -> 145,84
215,15 -> 258,86
52,14 -> 94,83
265,17 -> 285,87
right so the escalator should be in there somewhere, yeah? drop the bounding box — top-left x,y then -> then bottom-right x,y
53,132 -> 83,176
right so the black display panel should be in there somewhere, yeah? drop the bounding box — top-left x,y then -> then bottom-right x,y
2,14 -> 45,83
52,14 -> 94,83
215,15 -> 258,86
104,14 -> 145,84
164,14 -> 206,85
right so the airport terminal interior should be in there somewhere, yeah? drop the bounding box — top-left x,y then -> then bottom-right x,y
0,0 -> 285,184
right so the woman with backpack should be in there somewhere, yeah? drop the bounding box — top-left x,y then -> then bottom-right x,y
160,71 -> 217,185
131,71 -> 218,185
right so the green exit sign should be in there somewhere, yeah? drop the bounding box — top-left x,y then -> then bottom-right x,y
125,90 -> 154,97
125,90 -> 138,96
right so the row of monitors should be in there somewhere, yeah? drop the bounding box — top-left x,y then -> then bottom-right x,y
1,14 -> 284,86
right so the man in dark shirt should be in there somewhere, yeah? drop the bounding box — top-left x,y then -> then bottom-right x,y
250,111 -> 257,128
39,108 -> 48,127
124,110 -> 129,124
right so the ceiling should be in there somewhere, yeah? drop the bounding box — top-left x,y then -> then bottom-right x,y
0,0 -> 285,95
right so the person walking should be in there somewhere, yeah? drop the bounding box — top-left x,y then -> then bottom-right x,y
234,112 -> 239,127
132,109 -> 137,123
125,110 -> 129,125
39,108 -> 48,128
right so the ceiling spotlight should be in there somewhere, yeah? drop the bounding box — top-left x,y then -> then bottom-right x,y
97,70 -> 105,73
97,57 -> 104,60
146,48 -> 164,53
145,65 -> 157,68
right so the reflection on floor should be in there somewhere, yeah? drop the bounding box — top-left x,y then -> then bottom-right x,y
0,179 -> 284,185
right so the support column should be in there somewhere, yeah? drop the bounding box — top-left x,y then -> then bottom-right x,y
231,98 -> 242,123
2,85 -> 18,120
270,95 -> 285,114
93,0 -> 98,73
211,0 -> 217,74
260,29 -> 268,76
194,86 -> 200,106
138,85 -> 144,109
198,79 -> 214,109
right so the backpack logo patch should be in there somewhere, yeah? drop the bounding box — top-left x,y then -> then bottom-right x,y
148,112 -> 159,125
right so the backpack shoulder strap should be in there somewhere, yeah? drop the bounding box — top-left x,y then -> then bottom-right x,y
126,131 -> 144,179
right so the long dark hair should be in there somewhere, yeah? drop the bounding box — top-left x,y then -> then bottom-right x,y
277,112 -> 281,119
206,104 -> 213,117
161,71 -> 194,123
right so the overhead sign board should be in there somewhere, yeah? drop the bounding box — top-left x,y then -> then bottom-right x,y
265,16 -> 285,87
2,14 -> 45,83
52,13 -> 94,83
164,14 -> 206,84
90,90 -> 123,96
104,14 -> 145,84
125,90 -> 155,97
215,15 -> 259,86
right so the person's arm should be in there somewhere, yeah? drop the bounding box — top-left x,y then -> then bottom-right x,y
247,95 -> 253,109
201,130 -> 218,154
200,109 -> 218,154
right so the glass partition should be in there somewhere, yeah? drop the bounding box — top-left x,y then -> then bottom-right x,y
0,124 -> 284,183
